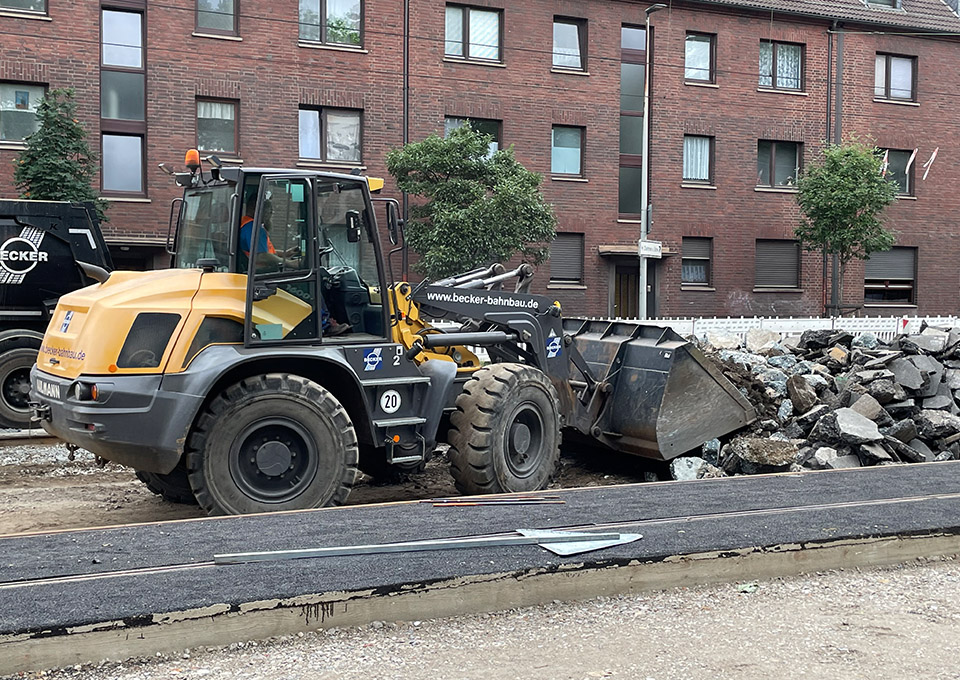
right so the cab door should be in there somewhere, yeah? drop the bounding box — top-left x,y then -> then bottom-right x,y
244,175 -> 322,346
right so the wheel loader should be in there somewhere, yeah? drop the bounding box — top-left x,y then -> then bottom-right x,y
29,152 -> 755,515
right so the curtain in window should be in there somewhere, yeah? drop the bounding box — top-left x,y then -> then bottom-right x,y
197,101 -> 235,153
326,110 -> 361,162
299,110 -> 321,158
874,56 -> 886,97
444,6 -> 463,56
552,127 -> 582,174
469,9 -> 499,60
197,101 -> 235,121
683,136 -> 710,181
197,0 -> 234,32
777,44 -> 801,89
685,36 -> 710,80
553,22 -> 581,69
889,57 -> 912,99
758,42 -> 773,87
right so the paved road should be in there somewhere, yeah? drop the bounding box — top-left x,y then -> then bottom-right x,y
10,556 -> 960,680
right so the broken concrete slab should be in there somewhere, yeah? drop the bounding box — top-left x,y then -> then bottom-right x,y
883,435 -> 925,463
888,357 -> 924,391
767,354 -> 799,371
914,410 -> 960,440
867,379 -> 908,405
883,418 -> 918,444
907,438 -> 936,463
852,333 -> 879,350
853,369 -> 895,384
787,374 -> 819,413
859,441 -> 893,464
809,408 -> 882,446
746,328 -> 782,355
670,457 -> 707,481
705,332 -> 741,350
910,354 -> 944,398
850,393 -> 884,421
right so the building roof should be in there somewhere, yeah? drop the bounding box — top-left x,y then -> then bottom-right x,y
689,0 -> 960,33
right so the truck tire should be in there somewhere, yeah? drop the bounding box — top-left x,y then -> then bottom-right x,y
185,374 -> 360,516
135,460 -> 198,505
0,347 -> 40,429
448,364 -> 561,495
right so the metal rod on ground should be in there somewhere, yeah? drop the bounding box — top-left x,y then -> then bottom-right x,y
214,532 -> 625,565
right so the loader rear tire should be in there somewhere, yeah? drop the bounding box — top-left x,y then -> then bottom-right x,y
185,374 -> 359,516
135,460 -> 198,505
448,364 -> 561,495
0,347 -> 39,429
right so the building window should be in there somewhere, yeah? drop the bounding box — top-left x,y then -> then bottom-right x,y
445,5 -> 501,62
549,233 -> 584,284
102,134 -> 143,193
685,33 -> 715,83
197,0 -> 237,34
553,17 -> 586,70
755,239 -> 799,288
0,83 -> 44,142
299,108 -> 361,163
0,0 -> 45,13
551,126 -> 583,176
619,25 -> 645,215
757,140 -> 801,187
681,237 -> 711,286
875,53 -> 916,101
101,6 -> 146,196
882,149 -> 914,196
682,135 -> 713,184
444,117 -> 500,155
865,246 -> 915,305
868,0 -> 900,7
759,41 -> 803,90
299,0 -> 362,46
197,100 -> 237,155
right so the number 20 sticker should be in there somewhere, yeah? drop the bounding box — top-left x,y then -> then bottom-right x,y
380,390 -> 402,414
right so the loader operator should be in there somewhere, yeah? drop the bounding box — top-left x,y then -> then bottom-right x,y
238,193 -> 351,337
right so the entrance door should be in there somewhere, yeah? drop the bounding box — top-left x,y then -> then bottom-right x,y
244,175 -> 322,346
613,264 -> 639,318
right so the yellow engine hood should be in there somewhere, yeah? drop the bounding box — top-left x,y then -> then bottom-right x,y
38,269 -> 203,380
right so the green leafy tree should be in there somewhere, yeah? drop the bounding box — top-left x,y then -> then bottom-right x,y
386,124 -> 557,279
795,139 -> 897,313
13,88 -> 107,220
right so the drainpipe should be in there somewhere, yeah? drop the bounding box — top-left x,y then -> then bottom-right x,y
638,3 -> 667,319
402,0 -> 410,279
823,21 -> 835,317
830,23 -> 843,315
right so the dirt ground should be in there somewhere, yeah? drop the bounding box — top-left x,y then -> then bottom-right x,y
0,443 -> 657,536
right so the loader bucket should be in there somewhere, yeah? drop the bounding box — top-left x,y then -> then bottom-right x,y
563,319 -> 756,461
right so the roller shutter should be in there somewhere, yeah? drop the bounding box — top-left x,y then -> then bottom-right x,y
755,239 -> 799,287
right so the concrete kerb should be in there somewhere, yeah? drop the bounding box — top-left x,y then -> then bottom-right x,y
3,532 -> 959,675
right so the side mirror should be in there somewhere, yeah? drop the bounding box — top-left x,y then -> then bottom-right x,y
386,202 -> 400,246
346,210 -> 363,243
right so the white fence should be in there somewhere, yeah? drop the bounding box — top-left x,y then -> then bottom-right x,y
595,315 -> 960,343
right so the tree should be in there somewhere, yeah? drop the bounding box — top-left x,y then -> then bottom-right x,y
13,88 -> 107,220
795,139 -> 897,314
386,124 -> 557,279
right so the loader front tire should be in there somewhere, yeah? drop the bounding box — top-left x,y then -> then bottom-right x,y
185,374 -> 359,516
448,364 -> 561,495
135,460 -> 198,505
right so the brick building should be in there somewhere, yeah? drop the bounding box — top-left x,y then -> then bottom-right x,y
0,0 -> 957,316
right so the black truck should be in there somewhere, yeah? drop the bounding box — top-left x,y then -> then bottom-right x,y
0,200 -> 111,428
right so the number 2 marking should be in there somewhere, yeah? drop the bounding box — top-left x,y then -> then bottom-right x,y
393,346 -> 403,366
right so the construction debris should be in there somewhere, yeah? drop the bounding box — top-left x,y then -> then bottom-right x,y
678,323 -> 960,480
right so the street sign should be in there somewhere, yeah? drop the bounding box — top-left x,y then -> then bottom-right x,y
638,239 -> 662,259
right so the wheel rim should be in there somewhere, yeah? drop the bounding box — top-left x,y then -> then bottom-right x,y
229,417 -> 320,503
503,401 -> 546,478
1,365 -> 32,414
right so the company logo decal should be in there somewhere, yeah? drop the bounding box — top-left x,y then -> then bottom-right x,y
363,347 -> 384,371
0,236 -> 49,275
60,311 -> 74,333
546,332 -> 562,359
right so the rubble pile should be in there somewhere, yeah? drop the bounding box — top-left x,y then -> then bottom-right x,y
672,324 -> 960,481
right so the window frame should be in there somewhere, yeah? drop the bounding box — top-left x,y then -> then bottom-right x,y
298,106 -> 363,164
864,246 -> 916,305
881,148 -> 915,197
551,124 -> 584,177
682,134 -> 714,185
298,0 -> 364,47
101,3 -> 147,197
684,32 -> 716,84
196,0 -> 238,36
757,140 -> 802,188
867,0 -> 901,8
196,98 -> 239,156
444,4 -> 504,63
0,0 -> 46,15
618,24 -> 647,217
0,81 -> 46,144
681,237 -> 712,287
755,239 -> 800,289
552,16 -> 587,71
759,40 -> 804,91
444,116 -> 502,154
549,232 -> 585,285
875,52 -> 917,102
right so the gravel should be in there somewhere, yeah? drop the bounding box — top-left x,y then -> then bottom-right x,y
8,556 -> 960,680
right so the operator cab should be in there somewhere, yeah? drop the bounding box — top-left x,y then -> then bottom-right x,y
171,155 -> 393,346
